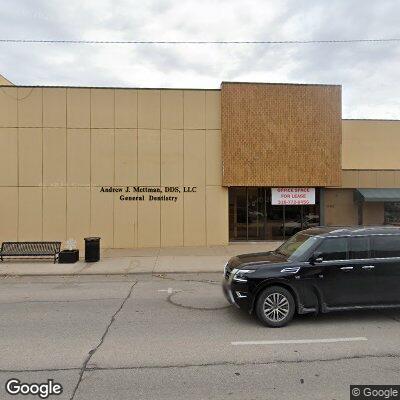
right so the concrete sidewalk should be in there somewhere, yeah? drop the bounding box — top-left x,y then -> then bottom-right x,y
0,242 -> 282,276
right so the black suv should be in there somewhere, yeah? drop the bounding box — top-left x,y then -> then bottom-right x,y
223,226 -> 400,327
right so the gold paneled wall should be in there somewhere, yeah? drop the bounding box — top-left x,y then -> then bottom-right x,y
0,87 -> 228,248
221,82 -> 342,187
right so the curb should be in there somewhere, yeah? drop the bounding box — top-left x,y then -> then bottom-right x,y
0,270 -> 223,277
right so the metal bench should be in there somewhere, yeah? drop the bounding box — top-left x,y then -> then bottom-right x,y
0,242 -> 61,263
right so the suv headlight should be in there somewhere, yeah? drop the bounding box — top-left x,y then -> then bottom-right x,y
233,269 -> 255,283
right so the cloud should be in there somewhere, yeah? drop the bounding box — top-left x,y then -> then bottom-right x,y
0,0 -> 398,118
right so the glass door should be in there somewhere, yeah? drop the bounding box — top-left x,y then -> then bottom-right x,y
264,189 -> 284,240
229,187 -> 267,240
247,188 -> 266,240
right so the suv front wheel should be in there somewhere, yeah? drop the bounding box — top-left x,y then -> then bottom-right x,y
256,286 -> 295,327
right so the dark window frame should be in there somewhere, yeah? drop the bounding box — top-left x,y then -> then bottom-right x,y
384,202 -> 400,225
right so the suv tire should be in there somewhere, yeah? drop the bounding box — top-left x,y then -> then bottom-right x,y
256,286 -> 295,328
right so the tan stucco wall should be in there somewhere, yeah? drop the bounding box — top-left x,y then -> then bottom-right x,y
342,120 -> 400,170
324,189 -> 358,226
0,87 -> 228,249
341,169 -> 400,188
324,189 -> 385,226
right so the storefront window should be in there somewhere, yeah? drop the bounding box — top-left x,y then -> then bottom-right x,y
228,187 -> 320,241
384,202 -> 400,226
228,187 -> 247,240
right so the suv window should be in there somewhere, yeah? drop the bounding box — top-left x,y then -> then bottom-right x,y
371,235 -> 400,258
349,236 -> 369,259
316,237 -> 347,261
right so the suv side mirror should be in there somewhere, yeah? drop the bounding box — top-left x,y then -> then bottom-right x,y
309,252 -> 323,265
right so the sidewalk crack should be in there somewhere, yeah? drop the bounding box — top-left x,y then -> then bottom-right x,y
69,282 -> 137,400
152,249 -> 161,274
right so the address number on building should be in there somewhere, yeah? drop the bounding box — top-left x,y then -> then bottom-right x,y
271,188 -> 315,205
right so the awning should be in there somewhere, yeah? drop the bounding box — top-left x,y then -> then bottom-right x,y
355,189 -> 400,202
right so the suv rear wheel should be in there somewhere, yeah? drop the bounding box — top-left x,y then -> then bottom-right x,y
256,286 -> 295,327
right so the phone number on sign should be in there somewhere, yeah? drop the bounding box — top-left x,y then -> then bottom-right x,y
277,200 -> 311,205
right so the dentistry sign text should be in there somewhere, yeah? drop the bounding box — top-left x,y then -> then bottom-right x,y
100,186 -> 197,203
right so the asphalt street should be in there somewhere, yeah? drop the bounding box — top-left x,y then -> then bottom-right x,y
0,273 -> 399,400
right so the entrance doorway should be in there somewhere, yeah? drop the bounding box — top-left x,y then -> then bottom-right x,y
228,187 -> 320,241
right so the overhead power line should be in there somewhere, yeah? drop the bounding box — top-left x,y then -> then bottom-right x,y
0,38 -> 399,45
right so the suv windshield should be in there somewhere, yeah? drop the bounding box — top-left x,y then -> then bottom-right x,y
275,232 -> 319,260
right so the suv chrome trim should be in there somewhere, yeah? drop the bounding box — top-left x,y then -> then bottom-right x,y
324,233 -> 400,238
320,256 -> 400,263
281,267 -> 301,274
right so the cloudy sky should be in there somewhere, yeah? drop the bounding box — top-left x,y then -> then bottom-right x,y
0,0 -> 399,118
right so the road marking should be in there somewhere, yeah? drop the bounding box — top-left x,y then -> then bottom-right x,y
231,337 -> 368,345
157,288 -> 180,294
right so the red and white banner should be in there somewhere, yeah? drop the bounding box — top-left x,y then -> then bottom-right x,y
271,188 -> 315,205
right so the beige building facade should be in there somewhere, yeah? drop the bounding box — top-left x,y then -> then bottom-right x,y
0,85 -> 227,249
0,77 -> 399,248
325,119 -> 400,227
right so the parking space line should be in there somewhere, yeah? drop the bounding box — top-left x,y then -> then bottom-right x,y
231,337 -> 368,345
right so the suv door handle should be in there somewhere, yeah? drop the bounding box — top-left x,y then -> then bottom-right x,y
340,266 -> 353,271
362,265 -> 375,269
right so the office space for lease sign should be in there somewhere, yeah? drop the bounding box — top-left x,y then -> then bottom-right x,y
271,188 -> 315,205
